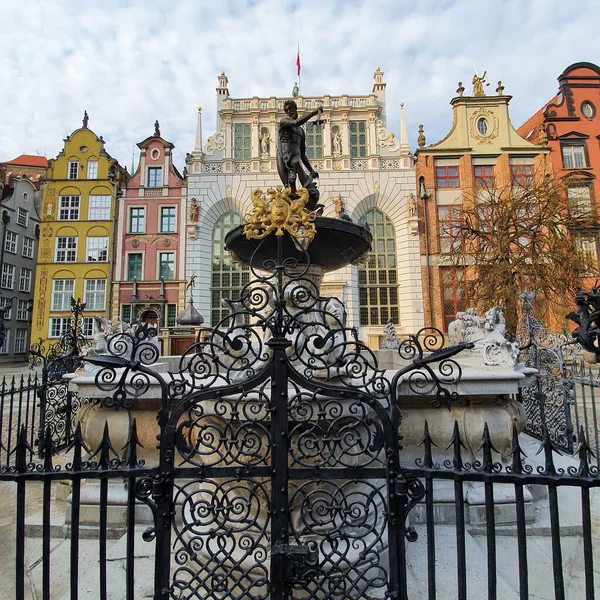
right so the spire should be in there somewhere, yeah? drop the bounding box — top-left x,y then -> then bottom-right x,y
131,145 -> 135,175
195,107 -> 203,151
399,102 -> 410,155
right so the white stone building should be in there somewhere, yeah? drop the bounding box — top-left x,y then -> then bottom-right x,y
185,69 -> 424,346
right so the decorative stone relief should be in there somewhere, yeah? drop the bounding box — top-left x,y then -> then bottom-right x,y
469,109 -> 499,145
350,160 -> 367,170
381,319 -> 400,349
234,162 -> 251,173
380,159 -> 400,169
203,163 -> 223,173
448,307 -> 519,367
203,129 -> 226,156
376,120 -> 400,151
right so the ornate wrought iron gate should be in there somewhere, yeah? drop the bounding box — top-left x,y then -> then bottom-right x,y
86,234 -> 467,600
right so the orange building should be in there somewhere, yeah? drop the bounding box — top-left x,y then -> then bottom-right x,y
1,155 -> 47,186
415,78 -> 549,331
518,62 -> 600,285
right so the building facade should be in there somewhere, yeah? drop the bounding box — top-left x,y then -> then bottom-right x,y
113,123 -> 187,353
186,70 -> 423,347
31,114 -> 127,345
1,154 -> 47,185
517,62 -> 600,285
415,78 -> 550,331
0,176 -> 41,360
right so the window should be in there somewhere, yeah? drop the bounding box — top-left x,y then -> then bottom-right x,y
55,237 -> 77,262
17,208 -> 28,227
349,121 -> 367,158
16,300 -> 29,321
574,235 -> 599,275
306,123 -> 323,159
581,102 -> 595,120
86,237 -> 108,262
127,253 -> 143,280
435,166 -> 460,188
87,160 -> 98,179
5,231 -> 18,254
49,318 -> 70,338
19,268 -> 32,293
158,252 -> 175,280
438,206 -> 463,253
160,207 -> 176,233
476,118 -> 488,135
129,207 -> 145,233
68,161 -> 79,180
14,329 -> 27,354
147,167 -> 162,187
88,195 -> 111,220
84,279 -> 106,311
211,212 -> 250,326
1,264 -> 15,289
476,204 -> 494,234
474,165 -> 494,188
567,186 -> 593,217
0,330 -> 9,354
562,144 -> 588,169
82,317 -> 95,338
0,297 -> 12,319
22,237 -> 35,259
59,196 -> 80,220
121,305 -> 132,323
167,304 -> 177,327
234,124 -> 251,160
442,269 -> 467,331
51,279 -> 75,311
358,209 -> 399,326
511,164 -> 534,187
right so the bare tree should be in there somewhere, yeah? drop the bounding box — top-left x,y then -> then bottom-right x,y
448,174 -> 596,334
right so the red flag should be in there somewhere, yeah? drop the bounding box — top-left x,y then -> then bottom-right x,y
296,48 -> 301,77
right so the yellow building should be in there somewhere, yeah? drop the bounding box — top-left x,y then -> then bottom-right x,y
31,113 -> 127,344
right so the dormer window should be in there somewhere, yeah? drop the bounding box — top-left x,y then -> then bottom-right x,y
147,167 -> 162,187
68,161 -> 79,179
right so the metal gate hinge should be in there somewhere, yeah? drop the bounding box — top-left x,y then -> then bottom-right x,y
272,543 -> 318,584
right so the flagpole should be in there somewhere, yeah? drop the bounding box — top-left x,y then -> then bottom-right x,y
298,43 -> 301,95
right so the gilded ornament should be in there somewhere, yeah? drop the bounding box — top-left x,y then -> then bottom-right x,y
417,125 -> 426,148
537,123 -> 548,146
243,186 -> 317,243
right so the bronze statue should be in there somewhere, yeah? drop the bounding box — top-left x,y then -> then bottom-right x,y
277,99 -> 323,211
292,82 -> 299,98
154,120 -> 161,137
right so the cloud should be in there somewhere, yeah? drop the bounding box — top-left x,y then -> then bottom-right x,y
0,0 -> 598,169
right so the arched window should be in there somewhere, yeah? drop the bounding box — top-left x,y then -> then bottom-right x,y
358,209 -> 399,326
211,212 -> 250,326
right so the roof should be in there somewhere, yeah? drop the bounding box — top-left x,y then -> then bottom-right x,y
6,154 -> 48,168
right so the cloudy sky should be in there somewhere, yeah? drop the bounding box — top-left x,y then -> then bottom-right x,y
1,0 -> 598,169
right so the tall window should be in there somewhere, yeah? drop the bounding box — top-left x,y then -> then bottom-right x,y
51,279 -> 75,311
0,330 -> 10,354
211,212 -> 250,326
68,161 -> 78,180
87,160 -> 98,179
167,304 -> 177,327
16,300 -> 29,321
158,252 -> 175,280
19,268 -> 32,293
14,329 -> 27,354
0,298 -> 12,319
562,143 -> 587,169
306,123 -> 323,159
82,317 -> 95,338
22,237 -> 35,259
5,231 -> 18,254
89,195 -> 111,220
49,318 -> 70,338
59,196 -> 80,220
84,279 -> 106,311
358,209 -> 399,326
567,186 -> 593,217
147,167 -> 162,187
234,124 -> 251,160
511,164 -> 534,187
474,165 -> 494,188
86,237 -> 109,262
127,253 -> 143,280
435,166 -> 460,188
441,269 -> 467,331
17,208 -> 28,227
574,234 -> 599,275
1,265 -> 15,290
438,206 -> 463,253
160,207 -> 176,233
121,305 -> 132,323
55,237 -> 77,262
129,207 -> 145,233
349,121 -> 367,158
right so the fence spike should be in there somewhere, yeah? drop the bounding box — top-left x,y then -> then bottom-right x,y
479,422 -> 495,472
575,424 -> 594,477
98,422 -> 118,469
510,424 -> 526,475
72,423 -> 86,471
446,420 -> 464,471
42,426 -> 55,471
417,420 -> 437,469
536,425 -> 559,476
124,419 -> 144,467
15,425 -> 29,473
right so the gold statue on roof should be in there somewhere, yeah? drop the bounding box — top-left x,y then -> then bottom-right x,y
472,66 -> 490,96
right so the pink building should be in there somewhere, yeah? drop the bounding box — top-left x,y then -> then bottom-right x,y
113,122 -> 187,352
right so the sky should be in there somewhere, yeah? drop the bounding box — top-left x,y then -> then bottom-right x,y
1,0 -> 599,170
